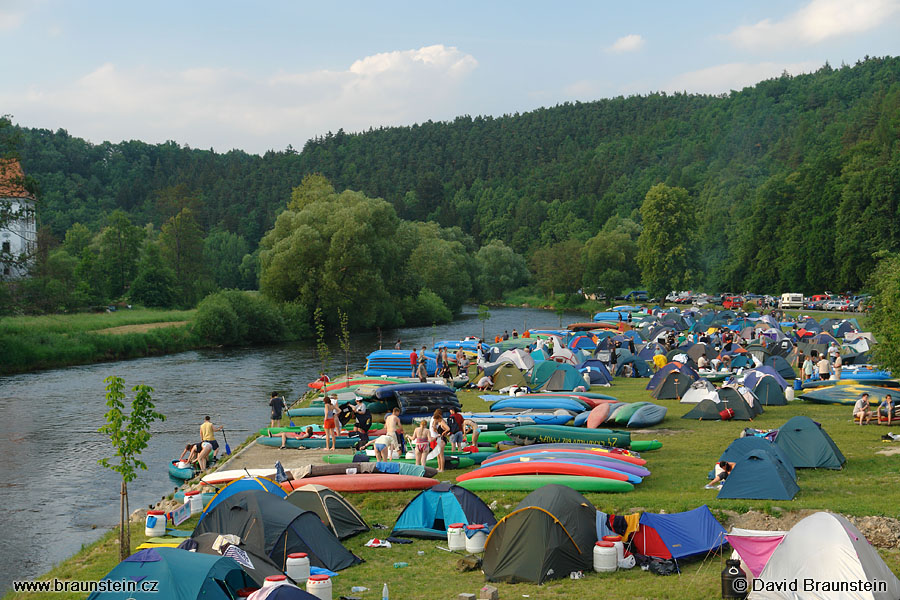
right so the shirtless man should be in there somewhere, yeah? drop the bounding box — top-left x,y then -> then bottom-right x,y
385,407 -> 405,453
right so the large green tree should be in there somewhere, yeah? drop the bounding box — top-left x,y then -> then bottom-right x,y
582,226 -> 639,298
204,229 -> 251,289
98,210 -> 145,299
530,239 -> 584,296
159,207 -> 205,305
474,240 -> 530,300
637,183 -> 695,297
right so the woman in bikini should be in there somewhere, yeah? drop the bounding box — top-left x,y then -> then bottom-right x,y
410,420 -> 430,466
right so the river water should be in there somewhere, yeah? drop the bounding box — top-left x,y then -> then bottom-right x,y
0,305 -> 586,591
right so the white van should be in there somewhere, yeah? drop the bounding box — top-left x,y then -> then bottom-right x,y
779,293 -> 804,309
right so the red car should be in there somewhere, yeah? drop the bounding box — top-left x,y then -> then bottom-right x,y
722,296 -> 744,310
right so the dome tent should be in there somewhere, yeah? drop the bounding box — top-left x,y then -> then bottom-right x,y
717,449 -> 799,500
287,484 -> 369,540
180,533 -> 300,588
774,415 -> 845,469
392,482 -> 496,539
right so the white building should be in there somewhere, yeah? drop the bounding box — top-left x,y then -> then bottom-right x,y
0,159 -> 36,279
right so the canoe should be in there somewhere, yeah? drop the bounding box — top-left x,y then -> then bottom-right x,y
322,377 -> 406,393
484,443 -> 647,466
456,461 -> 634,483
281,474 -> 439,493
169,460 -> 196,481
292,462 -> 438,478
627,404 -> 668,428
457,474 -> 634,493
482,453 -> 650,478
630,440 -> 663,452
256,436 -> 359,449
534,392 -> 618,401
465,431 -> 510,444
258,426 -> 387,436
506,425 -> 631,448
610,402 -> 648,425
201,468 -> 278,486
586,404 -> 610,428
490,397 -> 588,413
800,383 -> 895,405
286,407 -> 325,417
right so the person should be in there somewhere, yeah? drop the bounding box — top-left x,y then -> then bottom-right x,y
628,338 -> 636,355
268,393 -> 286,428
854,393 -> 872,425
385,407 -> 405,453
705,461 -> 735,489
456,348 -> 469,378
512,328 -> 519,339
476,374 -> 493,391
262,426 -> 314,449
435,347 -> 444,372
439,362 -> 454,381
802,352 -> 816,382
879,394 -> 894,426
323,396 -> 338,451
200,415 -> 223,459
503,330 -> 509,341
448,407 -> 466,451
362,433 -> 400,462
410,348 -> 418,378
828,342 -> 840,361
476,341 -> 485,373
462,417 -> 480,447
697,354 -> 709,370
627,312 -> 633,323
833,352 -> 842,380
429,409 -> 451,472
352,397 -> 372,450
817,353 -> 831,381
409,420 -> 430,466
522,329 -> 531,338
416,358 -> 428,383
394,338 -> 402,350
194,440 -> 214,471
178,443 -> 198,469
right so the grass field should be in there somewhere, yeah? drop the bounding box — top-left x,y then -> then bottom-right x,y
0,308 -> 195,335
8,374 -> 900,600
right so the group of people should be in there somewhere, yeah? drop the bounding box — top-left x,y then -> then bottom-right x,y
404,407 -> 479,471
853,392 -> 895,426
177,416 -> 223,471
799,344 -> 843,382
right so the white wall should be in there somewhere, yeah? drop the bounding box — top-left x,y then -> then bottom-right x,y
1,196 -> 37,278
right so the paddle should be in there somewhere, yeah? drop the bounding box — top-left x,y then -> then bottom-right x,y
221,426 -> 231,455
286,396 -> 294,427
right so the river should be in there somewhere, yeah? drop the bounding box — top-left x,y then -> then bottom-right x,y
0,305 -> 587,592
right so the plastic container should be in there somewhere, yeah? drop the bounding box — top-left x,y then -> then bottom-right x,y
286,552 -> 310,582
184,490 -> 203,515
235,588 -> 256,598
447,523 -> 467,551
722,558 -> 748,599
465,524 -> 487,554
307,574 -> 332,600
145,510 -> 166,537
263,575 -> 287,588
393,562 -> 408,568
793,378 -> 802,391
593,541 -> 617,573
602,534 -> 625,563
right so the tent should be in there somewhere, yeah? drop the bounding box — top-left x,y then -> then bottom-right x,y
764,355 -> 795,380
650,370 -> 694,399
87,548 -> 254,600
540,363 -> 584,391
637,342 -> 667,361
753,512 -> 900,599
632,505 -> 727,561
616,355 -> 652,377
199,476 -> 287,521
720,385 -> 764,418
742,366 -> 790,390
392,482 -> 496,539
491,362 -> 528,390
719,436 -> 795,480
680,380 -> 719,404
681,392 -> 756,421
752,375 -> 787,406
482,485 -> 597,583
529,360 -> 559,389
646,362 -> 682,390
498,348 -> 535,371
725,528 -> 786,578
577,359 -> 612,385
192,490 -> 361,571
287,484 -> 369,540
774,416 -> 845,469
181,533 -> 299,588
717,450 -> 799,500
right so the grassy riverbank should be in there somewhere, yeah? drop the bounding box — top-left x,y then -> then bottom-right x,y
0,309 -> 202,375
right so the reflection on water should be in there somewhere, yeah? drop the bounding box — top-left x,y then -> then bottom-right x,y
0,305 -> 586,591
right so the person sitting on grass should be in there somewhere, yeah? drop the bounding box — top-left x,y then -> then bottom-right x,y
705,461 -> 735,489
854,393 -> 873,426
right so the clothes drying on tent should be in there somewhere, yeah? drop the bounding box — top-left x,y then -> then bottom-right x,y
482,485 -> 597,584
182,533 -> 300,588
87,548 -> 255,600
286,484 -> 369,540
725,528 -> 786,578
392,482 -> 496,539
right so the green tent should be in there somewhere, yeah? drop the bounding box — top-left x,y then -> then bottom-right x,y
753,376 -> 787,406
774,416 -> 845,470
529,360 -> 559,388
492,362 -> 527,390
650,370 -> 693,399
482,485 -> 597,583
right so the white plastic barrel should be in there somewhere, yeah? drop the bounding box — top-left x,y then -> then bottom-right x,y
447,523 -> 467,551
602,535 -> 625,563
263,575 -> 287,588
286,552 -> 310,582
145,510 -> 166,537
593,541 -> 617,573
465,524 -> 487,554
306,574 -> 332,600
184,490 -> 203,515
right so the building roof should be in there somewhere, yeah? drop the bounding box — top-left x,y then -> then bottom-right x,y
0,158 -> 33,199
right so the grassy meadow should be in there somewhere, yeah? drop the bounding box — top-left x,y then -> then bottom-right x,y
9,374 -> 900,600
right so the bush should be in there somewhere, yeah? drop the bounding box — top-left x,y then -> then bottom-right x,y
280,301 -> 312,340
742,301 -> 757,312
193,290 -> 287,345
402,289 -> 453,326
194,293 -> 242,345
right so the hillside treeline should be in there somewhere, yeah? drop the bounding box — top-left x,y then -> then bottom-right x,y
4,55 -> 900,309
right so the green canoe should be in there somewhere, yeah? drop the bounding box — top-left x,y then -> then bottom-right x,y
256,436 -> 358,449
629,440 -> 662,452
457,474 -> 634,493
322,453 -> 475,470
610,402 -> 649,425
506,425 -> 632,448
466,431 -> 511,444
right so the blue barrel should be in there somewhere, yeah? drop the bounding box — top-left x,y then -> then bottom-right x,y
793,378 -> 802,390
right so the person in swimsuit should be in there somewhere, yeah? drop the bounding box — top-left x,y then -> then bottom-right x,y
410,420 -> 430,466
429,409 -> 451,472
323,396 -> 337,451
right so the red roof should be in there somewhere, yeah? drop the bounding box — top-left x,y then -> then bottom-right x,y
0,158 -> 32,199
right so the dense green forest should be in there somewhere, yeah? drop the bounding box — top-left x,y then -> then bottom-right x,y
3,56 -> 900,324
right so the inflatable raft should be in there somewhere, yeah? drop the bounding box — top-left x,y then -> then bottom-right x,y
281,473 -> 439,493
457,474 -> 634,493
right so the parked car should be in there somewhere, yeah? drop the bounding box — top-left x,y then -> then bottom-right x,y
722,296 -> 744,310
822,300 -> 849,311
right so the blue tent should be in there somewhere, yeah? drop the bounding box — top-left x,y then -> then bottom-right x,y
199,476 -> 287,521
718,449 -> 799,500
87,548 -> 253,599
392,482 -> 496,538
719,437 -> 795,480
578,359 -> 613,385
764,355 -> 795,380
615,355 -> 652,377
637,342 -> 667,361
633,505 -> 727,561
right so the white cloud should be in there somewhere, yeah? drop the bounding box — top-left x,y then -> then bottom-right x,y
609,34 -> 644,53
662,61 -> 821,95
724,0 -> 900,49
0,9 -> 25,30
1,44 -> 478,153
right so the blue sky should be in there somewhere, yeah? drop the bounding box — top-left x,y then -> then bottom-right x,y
1,0 -> 899,154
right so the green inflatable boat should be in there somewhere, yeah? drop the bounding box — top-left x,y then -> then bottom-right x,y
256,436 -> 358,449
506,424 -> 632,448
457,474 -> 634,493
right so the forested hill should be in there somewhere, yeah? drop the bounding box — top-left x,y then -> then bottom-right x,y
10,55 -> 900,293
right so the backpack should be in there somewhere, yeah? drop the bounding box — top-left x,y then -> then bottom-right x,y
719,408 -> 735,420
448,414 -> 462,435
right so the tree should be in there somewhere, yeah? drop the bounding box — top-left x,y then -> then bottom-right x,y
869,252 -> 900,375
477,304 -> 491,340
98,210 -> 144,299
474,240 -> 530,301
314,307 -> 331,379
130,245 -> 178,308
97,376 -> 165,561
62,222 -> 94,257
337,308 -> 350,382
637,183 -> 695,298
407,234 -> 472,314
159,207 -> 205,306
581,228 -> 639,298
204,230 -> 251,289
530,239 -> 584,296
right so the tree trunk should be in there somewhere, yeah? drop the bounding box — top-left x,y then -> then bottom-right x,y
123,482 -> 130,558
119,480 -> 128,561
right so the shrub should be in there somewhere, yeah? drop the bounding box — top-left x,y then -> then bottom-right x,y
742,301 -> 757,312
402,289 -> 453,326
193,290 -> 287,345
194,293 -> 242,345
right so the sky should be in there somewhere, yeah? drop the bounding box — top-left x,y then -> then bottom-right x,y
1,0 -> 899,155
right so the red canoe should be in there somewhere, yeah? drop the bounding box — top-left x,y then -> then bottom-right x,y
455,461 -> 629,483
280,474 -> 439,493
